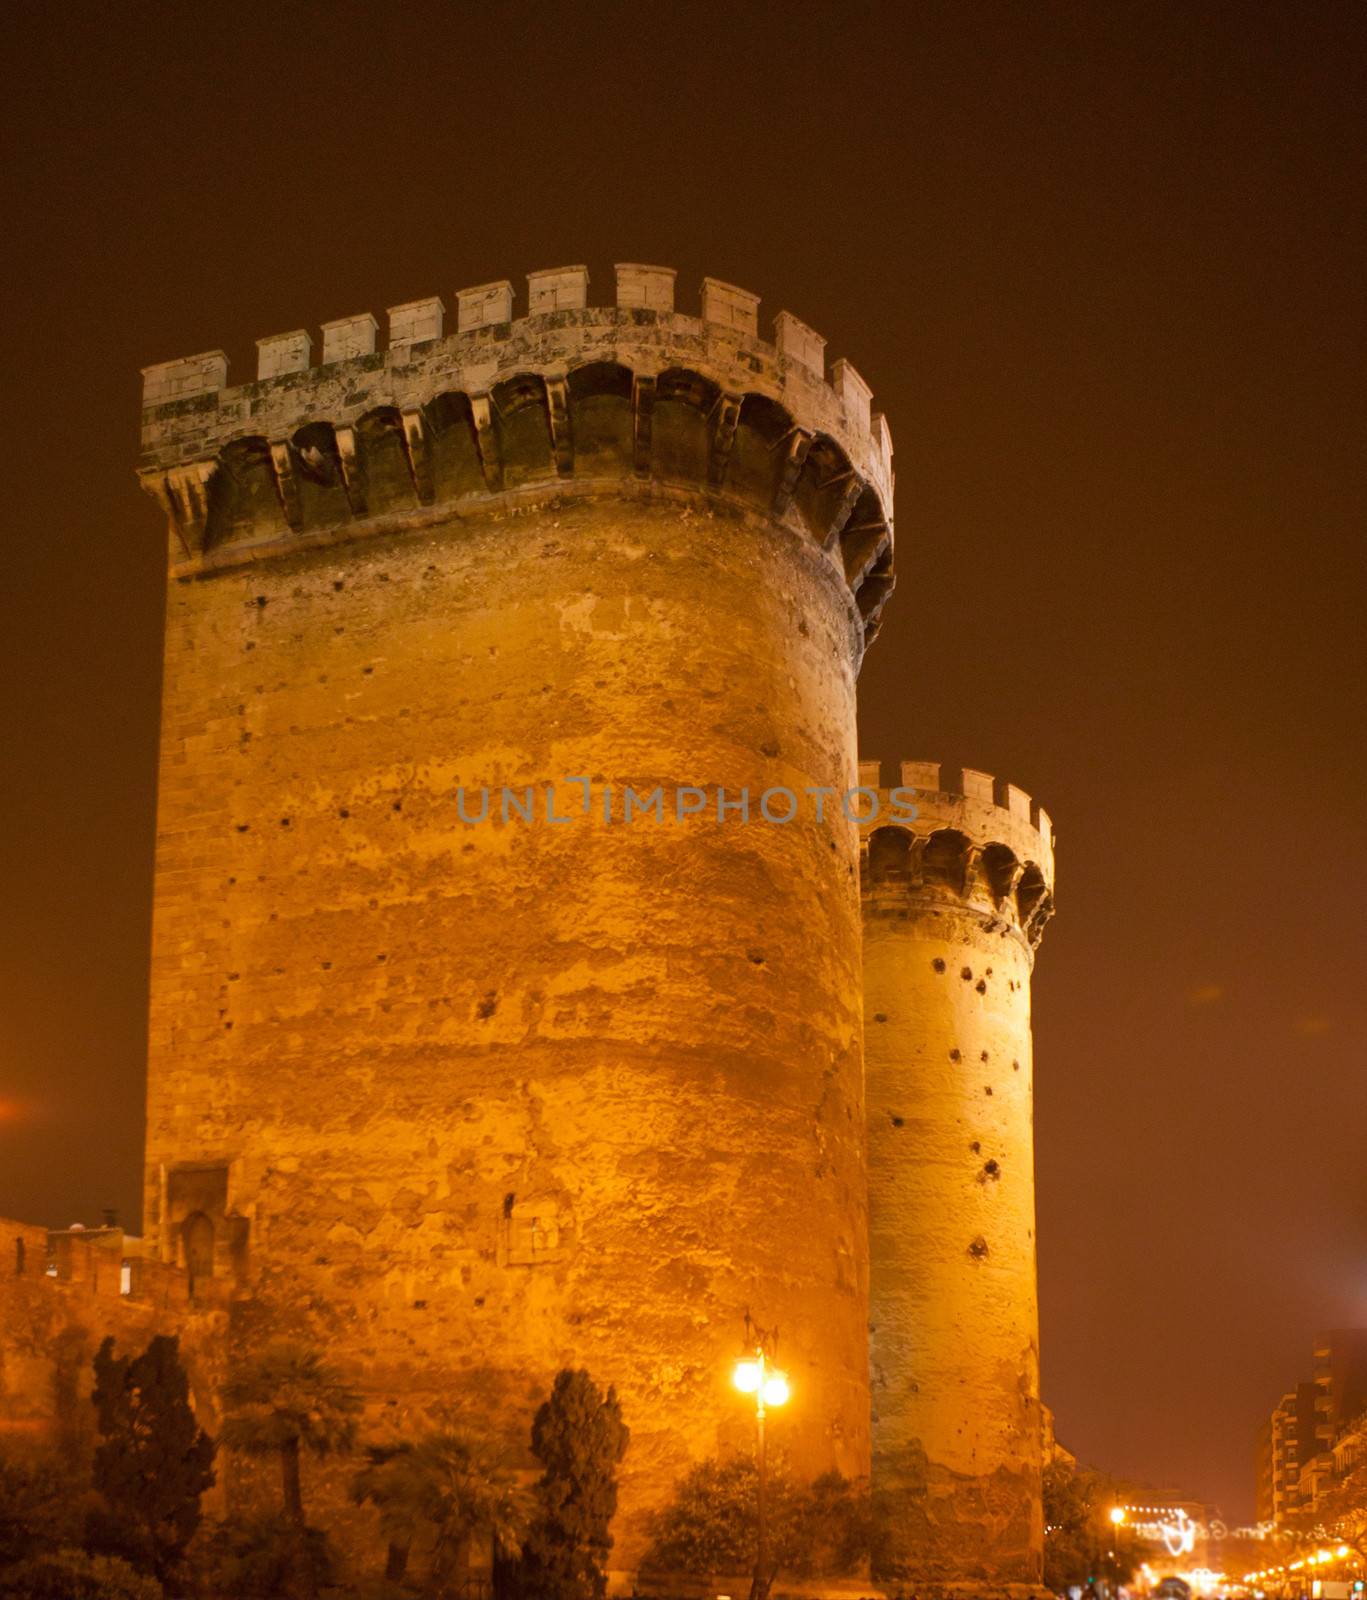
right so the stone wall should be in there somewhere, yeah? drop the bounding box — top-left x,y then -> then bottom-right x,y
0,1220 -> 226,1477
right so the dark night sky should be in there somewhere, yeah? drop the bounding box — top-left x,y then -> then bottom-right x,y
2,0 -> 1364,1521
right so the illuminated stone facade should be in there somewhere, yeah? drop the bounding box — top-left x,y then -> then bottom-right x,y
135,267 -> 893,1580
860,764 -> 1055,1596
30,262 -> 1069,1593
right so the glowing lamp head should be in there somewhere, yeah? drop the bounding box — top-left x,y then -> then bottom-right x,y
733,1360 -> 761,1394
762,1372 -> 790,1407
1110,1508 -> 1126,1526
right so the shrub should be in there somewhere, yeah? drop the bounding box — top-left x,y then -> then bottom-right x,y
189,1513 -> 334,1600
644,1455 -> 870,1597
0,1449 -> 84,1566
0,1548 -> 162,1600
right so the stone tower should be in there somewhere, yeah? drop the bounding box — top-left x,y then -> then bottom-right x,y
859,761 -> 1055,1595
136,265 -> 894,1575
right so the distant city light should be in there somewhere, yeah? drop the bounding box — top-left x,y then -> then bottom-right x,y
1161,1509 -> 1198,1557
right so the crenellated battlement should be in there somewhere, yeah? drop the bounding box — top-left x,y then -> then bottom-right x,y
2,1217 -> 229,1313
856,759 -> 1055,950
137,264 -> 895,643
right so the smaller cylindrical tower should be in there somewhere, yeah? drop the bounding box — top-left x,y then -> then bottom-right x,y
859,760 -> 1055,1597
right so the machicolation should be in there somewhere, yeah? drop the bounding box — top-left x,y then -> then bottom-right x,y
857,758 -> 1056,950
139,263 -> 895,650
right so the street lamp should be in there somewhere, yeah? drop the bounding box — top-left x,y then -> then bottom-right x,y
733,1313 -> 790,1600
1107,1506 -> 1126,1597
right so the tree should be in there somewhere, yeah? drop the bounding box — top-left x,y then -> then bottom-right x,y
1286,1418 -> 1367,1563
644,1455 -> 869,1599
1043,1461 -> 1137,1595
85,1334 -> 215,1584
220,1343 -> 361,1523
352,1443 -> 428,1584
219,1342 -> 360,1598
1317,1465 -> 1367,1562
352,1429 -> 533,1587
500,1369 -> 629,1600
1043,1461 -> 1099,1593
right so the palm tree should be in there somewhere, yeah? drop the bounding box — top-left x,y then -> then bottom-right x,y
219,1341 -> 362,1596
350,1442 -> 426,1583
419,1431 -> 532,1587
352,1428 -> 532,1590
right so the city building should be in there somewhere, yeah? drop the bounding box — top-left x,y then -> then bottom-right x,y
1258,1384 -> 1320,1525
1314,1332 -> 1367,1460
1257,1330 -> 1367,1527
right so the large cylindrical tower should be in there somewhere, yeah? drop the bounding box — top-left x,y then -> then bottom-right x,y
860,760 -> 1055,1596
136,266 -> 894,1576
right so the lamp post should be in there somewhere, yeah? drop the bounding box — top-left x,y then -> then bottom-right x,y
733,1314 -> 790,1600
1109,1506 -> 1126,1598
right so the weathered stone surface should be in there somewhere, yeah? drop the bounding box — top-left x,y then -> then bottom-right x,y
860,770 -> 1055,1594
137,272 -> 893,1584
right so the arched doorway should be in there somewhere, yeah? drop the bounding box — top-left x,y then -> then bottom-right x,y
182,1211 -> 214,1293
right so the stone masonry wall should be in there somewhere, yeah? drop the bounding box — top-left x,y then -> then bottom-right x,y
0,1220 -> 227,1491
